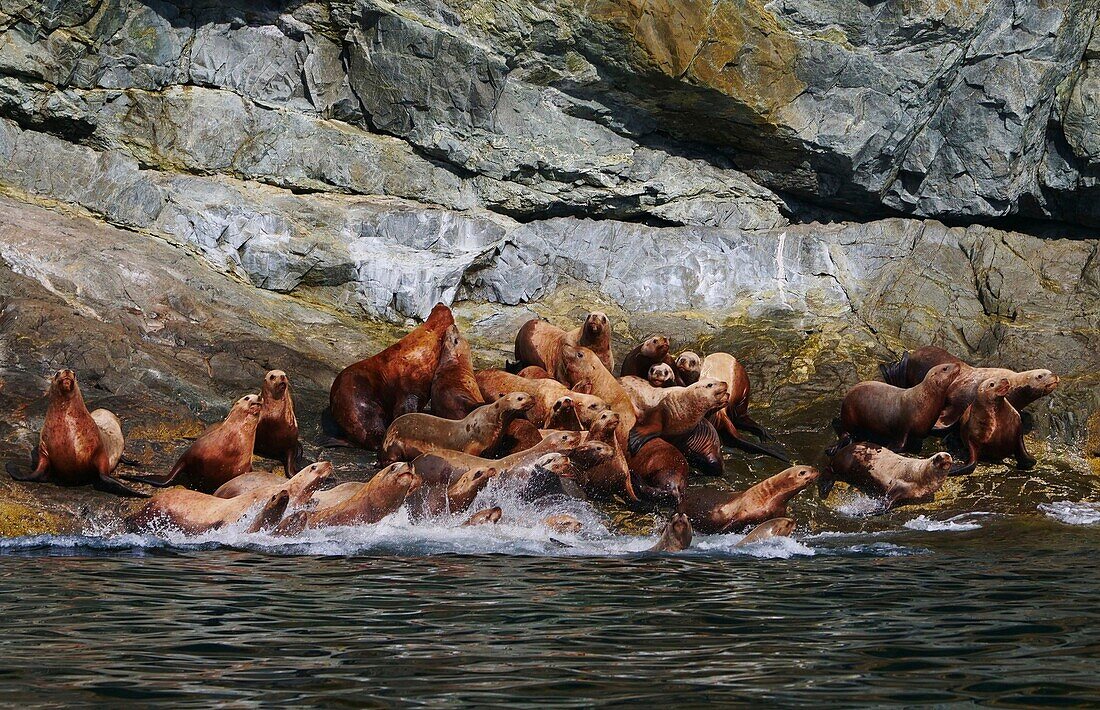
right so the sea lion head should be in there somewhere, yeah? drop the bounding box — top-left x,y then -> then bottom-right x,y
463,507 -> 503,526
588,409 -> 621,437
667,512 -> 693,547
561,344 -> 603,381
924,362 -> 962,389
263,370 -> 290,400
542,430 -> 585,452
584,311 -> 610,336
694,377 -> 730,410
675,351 -> 702,379
533,453 -> 573,479
930,451 -> 954,473
449,465 -> 497,501
544,513 -> 582,534
567,441 -> 614,473
647,363 -> 675,387
1017,369 -> 1059,397
499,391 -> 535,414
288,461 -> 334,501
370,461 -> 423,496
781,465 -> 820,492
978,376 -> 1012,401
640,335 -> 670,359
574,393 -> 611,425
439,324 -> 469,363
50,368 -> 79,397
234,394 -> 264,419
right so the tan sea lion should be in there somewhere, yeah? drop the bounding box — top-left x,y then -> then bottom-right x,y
935,368 -> 1059,429
9,369 -> 145,497
476,370 -> 605,429
559,344 -> 636,447
124,394 -> 263,493
822,441 -> 953,508
213,470 -> 287,499
513,311 -> 614,377
463,507 -> 503,526
381,392 -> 534,463
571,410 -> 638,502
430,324 -> 485,419
273,462 -> 422,534
517,365 -> 552,379
328,302 -> 454,449
735,518 -> 796,546
619,375 -> 671,416
647,363 -> 676,388
955,377 -> 1036,474
255,370 -> 301,475
126,462 -> 332,534
838,363 -> 961,452
619,335 -> 671,378
647,513 -> 693,552
700,352 -> 772,443
628,378 -> 729,455
628,438 -> 688,504
404,464 -> 499,518
678,466 -> 820,534
673,351 -> 702,386
544,513 -> 583,534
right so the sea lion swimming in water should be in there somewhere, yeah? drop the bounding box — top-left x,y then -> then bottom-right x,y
381,392 -> 534,463
647,513 -> 693,552
953,376 -> 1036,475
430,324 -> 485,419
328,303 -> 454,449
255,370 -> 302,475
273,462 -> 422,534
735,518 -> 796,546
513,312 -> 614,376
821,441 -> 953,508
9,369 -> 145,497
463,507 -> 503,526
678,466 -> 819,534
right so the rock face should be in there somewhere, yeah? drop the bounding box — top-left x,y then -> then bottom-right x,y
0,2 -> 1096,532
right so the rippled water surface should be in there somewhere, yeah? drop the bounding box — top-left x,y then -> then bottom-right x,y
2,513 -> 1100,706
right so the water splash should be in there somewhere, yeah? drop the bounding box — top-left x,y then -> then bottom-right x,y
1039,501 -> 1100,525
903,512 -> 992,532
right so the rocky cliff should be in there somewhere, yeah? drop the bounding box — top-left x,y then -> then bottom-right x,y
0,1 -> 1097,533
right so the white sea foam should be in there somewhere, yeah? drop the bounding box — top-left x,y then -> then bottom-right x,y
903,512 -> 992,532
1039,501 -> 1100,525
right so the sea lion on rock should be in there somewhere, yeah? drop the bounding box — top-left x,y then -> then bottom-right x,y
668,417 -> 725,476
954,377 -> 1036,475
514,311 -> 614,377
647,513 -> 693,552
935,368 -> 1059,430
328,302 -> 454,449
571,410 -> 637,502
476,370 -> 604,429
559,344 -> 636,447
879,346 -> 962,388
619,375 -> 671,416
701,353 -> 771,442
822,442 -> 952,508
9,369 -> 145,497
430,325 -> 484,419
619,335 -> 671,378
735,518 -> 796,546
628,438 -> 688,505
648,363 -> 676,388
628,378 -> 729,455
381,392 -> 534,463
463,507 -> 503,526
673,351 -> 702,386
125,394 -> 263,493
255,370 -> 301,475
126,462 -> 332,535
678,466 -> 820,534
273,462 -> 422,534
838,363 -> 961,452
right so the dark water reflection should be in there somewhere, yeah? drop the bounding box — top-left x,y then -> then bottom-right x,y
1,519 -> 1099,706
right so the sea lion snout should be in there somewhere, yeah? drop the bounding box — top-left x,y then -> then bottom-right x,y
53,369 -> 76,393
265,370 -> 289,398
931,452 -> 954,471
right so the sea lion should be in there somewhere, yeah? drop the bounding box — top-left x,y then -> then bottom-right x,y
328,302 -> 454,449
838,362 -> 961,452
647,513 -> 693,552
619,335 -> 671,378
955,377 -> 1036,474
571,410 -> 637,502
124,394 -> 263,493
544,513 -> 583,534
879,346 -> 962,388
517,365 -> 552,380
513,311 -> 614,377
735,518 -> 796,546
678,466 -> 820,534
621,377 -> 726,472
404,464 -> 499,518
668,417 -> 725,476
700,353 -> 771,442
673,351 -> 702,386
821,442 -> 953,508
648,363 -> 676,388
619,375 -> 671,416
935,368 -> 1059,430
9,369 -> 145,497
476,370 -> 605,429
380,392 -> 534,463
430,325 -> 484,419
559,344 -> 636,447
463,507 -> 503,526
255,370 -> 301,475
213,470 -> 287,499
628,378 -> 729,455
273,462 -> 422,534
126,462 -> 332,534
628,438 -> 688,504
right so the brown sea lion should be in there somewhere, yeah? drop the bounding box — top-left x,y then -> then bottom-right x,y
126,462 -> 332,534
9,369 -> 145,497
735,518 -> 796,546
273,462 -> 422,534
255,370 -> 301,475
628,378 -> 729,455
619,335 -> 671,378
701,353 -> 771,442
544,513 -> 583,534
430,324 -> 485,419
668,417 -> 725,476
381,392 -> 534,463
822,442 -> 953,508
955,377 -> 1036,474
571,410 -> 638,502
517,365 -> 552,380
838,363 -> 961,453
619,375 -> 671,416
648,363 -> 676,388
678,466 -> 820,534
124,394 -> 264,493
628,438 -> 688,504
935,368 -> 1059,429
476,370 -> 604,429
404,464 -> 499,518
879,346 -> 963,388
674,351 -> 702,386
513,311 -> 614,377
463,507 -> 503,526
328,302 -> 454,449
647,513 -> 693,552
620,376 -> 727,474
559,344 -> 636,447
213,470 -> 287,499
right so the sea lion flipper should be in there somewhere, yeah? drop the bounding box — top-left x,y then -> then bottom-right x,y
122,457 -> 186,487
8,446 -> 49,481
879,351 -> 910,388
626,427 -> 659,457
726,434 -> 792,464
1015,434 -> 1036,469
731,413 -> 771,441
94,474 -> 151,498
